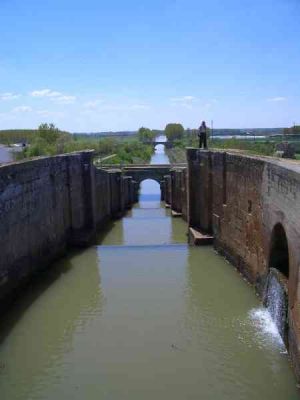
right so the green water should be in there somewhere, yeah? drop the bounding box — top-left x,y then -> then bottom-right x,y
0,142 -> 298,399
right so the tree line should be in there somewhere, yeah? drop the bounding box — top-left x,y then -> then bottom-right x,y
137,123 -> 185,142
13,123 -> 153,164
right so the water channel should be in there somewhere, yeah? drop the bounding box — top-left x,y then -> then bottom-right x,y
0,137 -> 298,399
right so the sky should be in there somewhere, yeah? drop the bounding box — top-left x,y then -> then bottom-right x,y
0,0 -> 299,132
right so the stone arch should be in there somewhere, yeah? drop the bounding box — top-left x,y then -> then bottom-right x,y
123,171 -> 167,186
137,176 -> 161,186
136,174 -> 161,187
154,142 -> 166,150
269,223 -> 289,278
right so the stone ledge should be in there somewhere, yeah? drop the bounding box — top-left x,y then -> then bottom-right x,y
171,210 -> 182,218
188,227 -> 214,246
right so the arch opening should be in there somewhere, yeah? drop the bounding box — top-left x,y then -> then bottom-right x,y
269,223 -> 289,278
138,179 -> 161,207
154,143 -> 166,152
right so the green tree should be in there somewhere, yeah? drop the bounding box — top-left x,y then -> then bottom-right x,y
137,127 -> 155,142
165,123 -> 184,141
37,123 -> 60,144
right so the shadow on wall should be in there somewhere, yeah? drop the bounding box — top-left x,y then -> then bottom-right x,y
269,223 -> 289,278
264,223 -> 290,344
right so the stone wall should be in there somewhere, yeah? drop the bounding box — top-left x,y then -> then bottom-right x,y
94,168 -> 111,227
164,175 -> 172,206
170,168 -> 188,221
186,148 -> 300,379
0,151 -> 135,307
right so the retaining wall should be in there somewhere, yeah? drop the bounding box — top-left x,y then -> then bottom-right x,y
0,151 -> 136,307
186,148 -> 300,379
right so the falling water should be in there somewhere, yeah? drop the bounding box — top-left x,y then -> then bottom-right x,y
264,268 -> 288,342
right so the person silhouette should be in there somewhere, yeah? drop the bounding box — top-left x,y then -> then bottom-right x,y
198,121 -> 208,149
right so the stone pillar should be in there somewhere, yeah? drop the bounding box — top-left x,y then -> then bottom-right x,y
187,148 -> 213,234
171,169 -> 182,213
181,168 -> 188,221
160,180 -> 165,201
122,176 -> 132,209
164,175 -> 172,206
108,170 -> 123,218
68,150 -> 97,246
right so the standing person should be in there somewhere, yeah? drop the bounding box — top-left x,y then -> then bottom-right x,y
198,121 -> 208,149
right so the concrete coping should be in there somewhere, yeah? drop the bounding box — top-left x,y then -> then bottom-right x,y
0,149 -> 96,170
186,147 -> 300,174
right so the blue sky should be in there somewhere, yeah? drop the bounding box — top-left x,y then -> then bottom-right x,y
0,0 -> 299,131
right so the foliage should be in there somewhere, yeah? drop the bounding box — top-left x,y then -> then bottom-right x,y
15,123 -> 154,164
137,127 -> 156,142
164,123 -> 184,141
210,138 -> 276,155
0,127 -> 70,145
102,140 -> 153,165
37,123 -> 61,144
165,137 -> 277,164
0,129 -> 38,145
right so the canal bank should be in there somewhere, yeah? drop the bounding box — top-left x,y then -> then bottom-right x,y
0,141 -> 298,399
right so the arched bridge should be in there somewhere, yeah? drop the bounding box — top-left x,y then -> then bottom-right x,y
121,164 -> 172,185
100,164 -> 173,185
99,163 -> 186,186
143,141 -> 174,149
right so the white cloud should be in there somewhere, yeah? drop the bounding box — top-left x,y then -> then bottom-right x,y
36,109 -> 52,116
170,96 -> 196,103
36,109 -> 64,117
83,100 -> 105,109
54,95 -> 76,104
267,97 -> 287,102
30,89 -> 61,97
30,89 -> 76,104
12,106 -> 32,113
170,96 -> 198,109
0,92 -> 21,100
129,104 -> 150,110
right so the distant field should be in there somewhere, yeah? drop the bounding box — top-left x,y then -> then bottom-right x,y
0,129 -> 71,144
0,130 -> 38,144
73,133 -> 139,142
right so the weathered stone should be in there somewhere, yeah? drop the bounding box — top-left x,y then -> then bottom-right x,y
275,142 -> 295,159
186,148 -> 300,381
188,227 -> 214,246
0,151 -> 136,309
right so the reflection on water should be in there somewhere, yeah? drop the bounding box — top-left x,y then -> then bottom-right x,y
0,146 -> 14,163
0,248 -> 104,400
0,138 -> 298,399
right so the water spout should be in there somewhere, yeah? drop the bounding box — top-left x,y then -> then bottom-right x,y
263,268 -> 288,343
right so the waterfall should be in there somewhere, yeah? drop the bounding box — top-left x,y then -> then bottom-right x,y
263,268 -> 288,342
